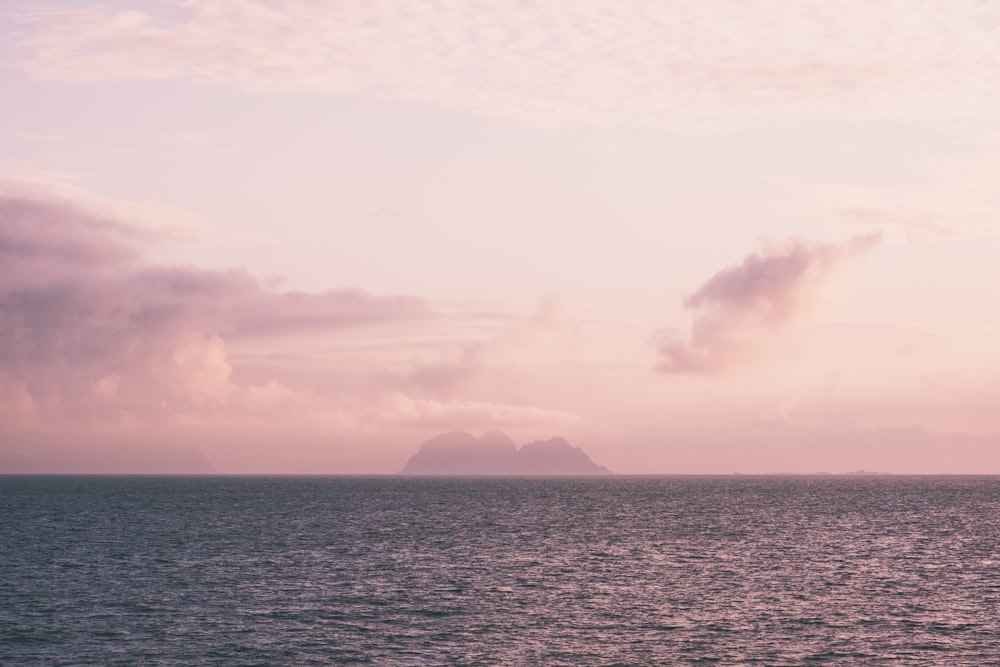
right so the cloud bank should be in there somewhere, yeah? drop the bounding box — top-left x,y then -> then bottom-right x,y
0,176 -> 429,427
655,234 -> 880,373
14,1 -> 1000,127
0,176 -> 585,474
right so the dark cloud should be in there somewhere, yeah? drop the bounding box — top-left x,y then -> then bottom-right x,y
655,234 -> 880,373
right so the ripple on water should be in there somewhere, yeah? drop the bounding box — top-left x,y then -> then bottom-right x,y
1,475 -> 1000,665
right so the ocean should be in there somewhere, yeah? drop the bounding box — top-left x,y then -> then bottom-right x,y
2,475 -> 999,665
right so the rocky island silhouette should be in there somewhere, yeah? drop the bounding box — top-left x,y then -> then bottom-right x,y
400,430 -> 611,475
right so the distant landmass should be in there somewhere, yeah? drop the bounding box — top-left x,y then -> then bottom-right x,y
400,430 -> 612,475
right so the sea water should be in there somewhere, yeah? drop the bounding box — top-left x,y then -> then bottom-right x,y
2,475 -> 999,665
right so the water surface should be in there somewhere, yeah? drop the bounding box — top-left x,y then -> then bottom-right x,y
2,475 -> 999,665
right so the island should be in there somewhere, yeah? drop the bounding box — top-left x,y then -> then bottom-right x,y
400,430 -> 612,475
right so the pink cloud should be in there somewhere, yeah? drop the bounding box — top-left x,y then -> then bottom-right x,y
655,234 -> 880,373
0,193 -> 139,292
0,179 -> 430,424
0,195 -> 136,266
409,294 -> 576,396
409,343 -> 484,396
229,289 -> 427,338
0,178 -> 584,472
14,1 -> 1000,128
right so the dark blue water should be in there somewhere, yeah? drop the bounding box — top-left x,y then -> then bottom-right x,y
2,476 -> 999,665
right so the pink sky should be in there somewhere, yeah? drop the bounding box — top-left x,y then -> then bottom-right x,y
2,0 -> 1000,473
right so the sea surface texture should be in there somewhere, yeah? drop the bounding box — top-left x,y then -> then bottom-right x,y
2,476 -> 999,665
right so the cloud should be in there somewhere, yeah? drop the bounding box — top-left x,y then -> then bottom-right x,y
0,175 -> 589,466
655,234 -> 880,373
0,195 -> 136,266
229,289 -> 427,338
0,172 -> 174,291
409,293 -> 576,396
13,1 -> 1000,128
0,171 -> 207,246
0,175 -> 430,424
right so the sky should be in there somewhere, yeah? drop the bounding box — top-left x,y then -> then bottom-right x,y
2,0 -> 1000,474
